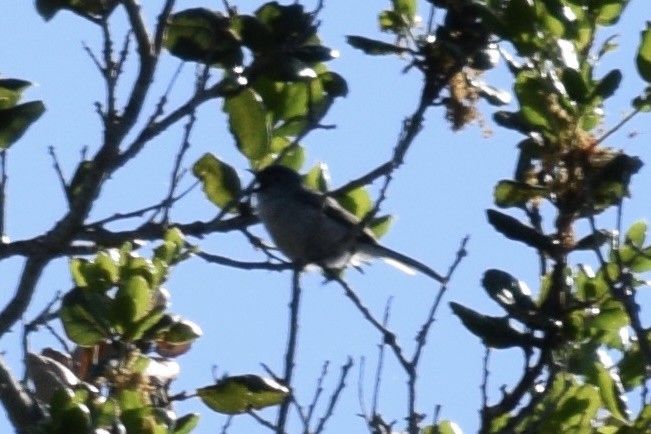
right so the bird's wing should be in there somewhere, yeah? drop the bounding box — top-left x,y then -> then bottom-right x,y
294,188 -> 378,243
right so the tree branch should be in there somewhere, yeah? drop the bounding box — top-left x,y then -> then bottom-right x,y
276,269 -> 303,433
0,354 -> 43,433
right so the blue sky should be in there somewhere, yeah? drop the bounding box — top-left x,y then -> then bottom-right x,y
1,1 -> 650,433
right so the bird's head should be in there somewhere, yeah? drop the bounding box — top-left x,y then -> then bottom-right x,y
254,165 -> 303,192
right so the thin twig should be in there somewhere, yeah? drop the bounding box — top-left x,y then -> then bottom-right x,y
0,150 -> 6,236
334,276 -> 411,372
248,410 -> 278,431
412,235 -> 469,366
197,251 -> 291,272
305,361 -> 329,429
372,297 -> 393,415
276,269 -> 303,433
47,146 -> 68,202
314,357 -> 354,434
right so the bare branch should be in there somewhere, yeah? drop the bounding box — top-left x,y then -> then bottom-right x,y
276,269 -> 303,434
197,251 -> 291,272
412,235 -> 469,365
314,357 -> 354,434
154,0 -> 175,54
0,150 -> 6,236
47,146 -> 68,202
372,298 -> 393,416
334,276 -> 411,373
0,256 -> 48,338
0,354 -> 43,432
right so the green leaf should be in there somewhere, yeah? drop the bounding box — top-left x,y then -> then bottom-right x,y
450,302 -> 537,349
319,71 -> 349,98
369,215 -> 394,239
486,209 -> 555,252
198,375 -> 289,414
591,69 -> 622,101
304,163 -> 330,192
625,220 -> 647,248
588,299 -> 628,332
174,413 -> 200,434
573,230 -> 610,251
90,397 -> 119,429
292,45 -> 339,63
223,88 -> 270,160
637,22 -> 651,83
587,361 -> 627,421
165,8 -> 242,67
0,101 -> 45,149
337,186 -> 372,219
255,2 -> 316,46
515,72 -> 553,131
346,36 -> 409,56
60,288 -> 111,346
561,68 -> 589,103
592,0 -> 629,25
232,15 -> 274,54
0,79 -> 32,110
192,153 -> 242,211
113,276 -> 152,332
35,0 -> 117,21
481,269 -> 548,328
633,404 -> 651,431
422,420 -> 463,434
494,180 -> 547,208
160,319 -> 203,345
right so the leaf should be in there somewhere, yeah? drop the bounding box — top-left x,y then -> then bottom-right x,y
591,69 -> 622,101
160,319 -> 203,345
198,375 -> 290,414
450,302 -> 536,349
637,22 -> 651,83
515,71 -> 553,131
223,88 -> 270,160
625,220 -> 647,248
337,186 -> 372,219
291,45 -> 340,63
573,230 -> 610,251
113,276 -> 152,333
369,215 -> 394,238
165,8 -> 242,67
232,15 -> 273,54
346,36 -> 409,56
493,111 -> 531,135
587,361 -> 628,421
35,0 -> 117,21
0,101 -> 45,149
561,68 -> 589,103
486,209 -> 555,252
422,420 -> 463,434
474,82 -> 511,106
319,71 -> 349,98
592,0 -> 629,25
0,79 -> 33,109
254,2 -> 316,46
481,269 -> 548,328
494,180 -> 547,208
174,413 -> 200,434
192,153 -> 242,211
60,288 -> 111,346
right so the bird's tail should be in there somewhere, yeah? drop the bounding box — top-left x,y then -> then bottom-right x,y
363,244 -> 446,283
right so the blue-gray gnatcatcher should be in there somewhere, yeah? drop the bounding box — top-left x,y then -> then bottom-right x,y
254,165 -> 445,282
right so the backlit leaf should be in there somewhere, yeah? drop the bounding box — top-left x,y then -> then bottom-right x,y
192,153 -> 242,211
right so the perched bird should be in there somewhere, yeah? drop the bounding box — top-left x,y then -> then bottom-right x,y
254,165 -> 444,282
